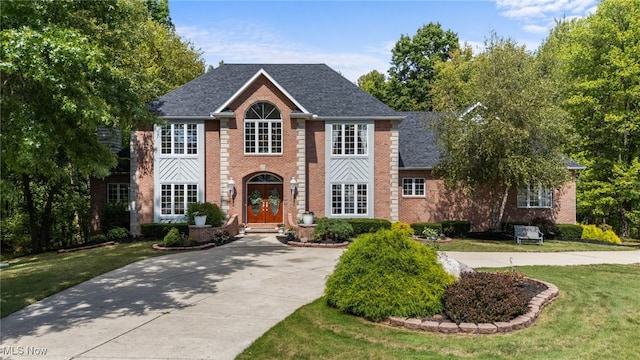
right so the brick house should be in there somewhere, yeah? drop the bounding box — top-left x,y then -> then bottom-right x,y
91,63 -> 583,235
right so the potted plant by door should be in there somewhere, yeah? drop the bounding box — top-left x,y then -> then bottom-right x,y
302,211 -> 314,225
194,211 -> 207,226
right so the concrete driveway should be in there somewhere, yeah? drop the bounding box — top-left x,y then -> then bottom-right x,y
0,235 -> 344,360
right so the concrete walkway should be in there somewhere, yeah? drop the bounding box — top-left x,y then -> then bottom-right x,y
1,235 -> 638,360
445,250 -> 640,268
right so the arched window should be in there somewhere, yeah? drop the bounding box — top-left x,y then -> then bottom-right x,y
244,102 -> 282,154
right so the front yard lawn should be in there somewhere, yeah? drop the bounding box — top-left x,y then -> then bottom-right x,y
0,241 -> 165,318
238,264 -> 640,360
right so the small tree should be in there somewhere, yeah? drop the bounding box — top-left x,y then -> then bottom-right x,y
431,34 -> 572,229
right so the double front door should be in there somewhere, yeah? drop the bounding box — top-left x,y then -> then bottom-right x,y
246,184 -> 283,223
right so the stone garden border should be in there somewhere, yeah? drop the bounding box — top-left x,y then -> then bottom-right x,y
286,240 -> 350,248
387,279 -> 559,334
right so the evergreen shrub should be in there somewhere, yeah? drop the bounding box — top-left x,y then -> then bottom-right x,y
141,223 -> 189,239
411,222 -> 442,237
441,220 -> 471,237
313,218 -> 354,241
556,224 -> 583,240
347,218 -> 391,235
186,202 -> 226,227
106,227 -> 129,241
325,229 -> 455,322
442,271 -> 529,324
581,224 -> 621,244
162,227 -> 182,247
391,221 -> 414,237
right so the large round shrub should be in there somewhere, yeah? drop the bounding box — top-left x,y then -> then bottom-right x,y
325,229 -> 455,322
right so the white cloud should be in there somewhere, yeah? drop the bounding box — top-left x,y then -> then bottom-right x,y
175,22 -> 389,83
496,0 -> 597,37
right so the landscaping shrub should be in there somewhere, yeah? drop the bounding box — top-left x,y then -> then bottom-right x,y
442,271 -> 529,324
162,227 -> 182,247
581,224 -> 621,244
556,224 -> 584,240
502,222 -> 528,235
325,229 -> 455,322
347,218 -> 391,235
391,222 -> 414,237
441,220 -> 471,237
313,218 -> 354,241
410,222 -> 442,237
186,202 -> 226,227
100,203 -> 130,232
141,223 -> 189,239
106,227 -> 130,241
531,217 -> 559,239
88,234 -> 108,244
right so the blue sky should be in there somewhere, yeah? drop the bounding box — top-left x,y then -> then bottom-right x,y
169,0 -> 598,82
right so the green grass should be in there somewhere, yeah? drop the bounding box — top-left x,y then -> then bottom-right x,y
0,241 -> 166,318
433,238 -> 636,252
238,264 -> 640,360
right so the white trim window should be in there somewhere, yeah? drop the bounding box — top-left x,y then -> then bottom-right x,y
244,102 -> 282,154
517,184 -> 553,208
160,123 -> 198,155
160,184 -> 198,215
331,124 -> 368,155
331,183 -> 367,215
107,183 -> 129,203
402,178 -> 425,197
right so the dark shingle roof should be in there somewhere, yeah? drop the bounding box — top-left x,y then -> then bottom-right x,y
398,112 -> 442,169
398,111 -> 586,171
150,64 -> 398,118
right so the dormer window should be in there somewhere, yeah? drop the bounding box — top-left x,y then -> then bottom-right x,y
244,102 -> 282,154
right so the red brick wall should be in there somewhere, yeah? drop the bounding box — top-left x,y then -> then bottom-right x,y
306,120 -> 325,217
204,120 -> 221,205
374,120 -> 393,219
224,75 -> 300,223
398,169 -> 580,230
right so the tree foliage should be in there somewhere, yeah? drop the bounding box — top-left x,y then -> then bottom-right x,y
431,34 -> 572,229
551,0 -> 640,236
357,22 -> 458,111
0,0 -> 204,252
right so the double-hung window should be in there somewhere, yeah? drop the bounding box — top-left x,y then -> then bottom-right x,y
332,124 -> 368,155
244,102 -> 282,154
160,123 -> 198,155
107,183 -> 129,204
517,184 -> 553,208
402,178 -> 425,197
331,184 -> 368,215
161,184 -> 198,215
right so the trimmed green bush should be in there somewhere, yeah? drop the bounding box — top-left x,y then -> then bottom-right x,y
410,222 -> 442,237
186,202 -> 226,227
141,223 -> 189,239
347,218 -> 391,235
391,222 -> 414,237
325,229 -> 455,322
313,218 -> 354,241
100,202 -> 130,232
441,220 -> 471,237
443,271 -> 529,324
106,227 -> 129,241
531,217 -> 559,239
556,224 -> 584,240
582,224 -> 621,244
88,234 -> 108,244
162,227 -> 182,247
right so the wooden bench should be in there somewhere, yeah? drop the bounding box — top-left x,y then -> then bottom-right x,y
513,225 -> 544,245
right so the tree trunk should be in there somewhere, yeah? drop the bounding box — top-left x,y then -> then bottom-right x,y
491,185 -> 510,230
22,175 -> 57,253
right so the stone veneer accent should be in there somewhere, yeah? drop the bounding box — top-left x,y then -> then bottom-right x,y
388,279 -> 559,334
219,119 -> 231,212
389,120 -> 400,222
295,119 -> 306,218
